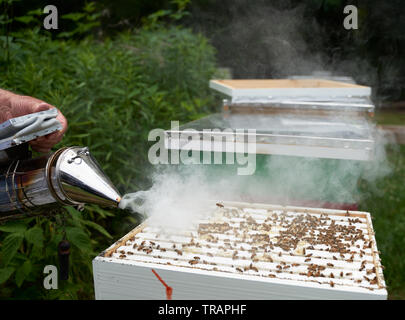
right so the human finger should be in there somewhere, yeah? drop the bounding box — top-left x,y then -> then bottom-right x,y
0,105 -> 12,123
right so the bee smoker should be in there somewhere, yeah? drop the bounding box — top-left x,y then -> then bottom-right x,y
0,110 -> 122,222
0,109 -> 122,280
0,145 -> 122,219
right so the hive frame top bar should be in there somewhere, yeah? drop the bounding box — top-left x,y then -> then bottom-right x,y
164,113 -> 375,160
95,200 -> 386,299
210,79 -> 372,100
288,74 -> 356,84
224,97 -> 375,114
100,200 -> 381,259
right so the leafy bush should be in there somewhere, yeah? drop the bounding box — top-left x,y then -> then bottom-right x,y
0,24 -> 219,298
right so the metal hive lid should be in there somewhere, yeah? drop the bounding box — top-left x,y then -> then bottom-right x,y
210,79 -> 374,114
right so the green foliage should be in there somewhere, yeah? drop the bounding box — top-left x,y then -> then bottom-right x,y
0,209 -> 102,298
58,2 -> 101,38
1,233 -> 24,266
359,145 -> 405,299
0,12 -> 219,298
1,23 -> 218,188
0,267 -> 14,284
142,0 -> 191,30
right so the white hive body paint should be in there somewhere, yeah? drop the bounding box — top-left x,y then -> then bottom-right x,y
93,201 -> 387,300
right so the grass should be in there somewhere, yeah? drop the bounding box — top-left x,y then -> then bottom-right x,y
375,110 -> 405,126
368,111 -> 405,299
370,107 -> 405,299
355,110 -> 405,299
358,144 -> 405,299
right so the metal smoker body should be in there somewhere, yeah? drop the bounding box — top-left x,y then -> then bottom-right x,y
0,110 -> 121,220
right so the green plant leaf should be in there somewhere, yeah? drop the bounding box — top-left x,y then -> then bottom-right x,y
27,8 -> 42,16
65,206 -> 82,221
1,233 -> 24,266
24,226 -> 44,248
61,13 -> 86,21
15,260 -> 32,287
82,220 -> 112,239
0,267 -> 15,284
57,31 -> 75,39
14,16 -> 35,24
0,221 -> 28,234
83,2 -> 97,14
65,227 -> 92,253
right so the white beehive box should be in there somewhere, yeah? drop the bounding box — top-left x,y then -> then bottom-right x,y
93,201 -> 387,300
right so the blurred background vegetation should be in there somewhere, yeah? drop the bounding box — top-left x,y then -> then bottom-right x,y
0,0 -> 404,299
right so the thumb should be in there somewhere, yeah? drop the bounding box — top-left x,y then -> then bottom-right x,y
33,102 -> 51,113
9,95 -> 51,117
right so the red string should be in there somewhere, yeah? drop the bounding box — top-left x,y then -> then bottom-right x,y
151,269 -> 173,300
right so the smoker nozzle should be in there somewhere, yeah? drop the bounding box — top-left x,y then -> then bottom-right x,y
0,146 -> 122,214
47,146 -> 122,209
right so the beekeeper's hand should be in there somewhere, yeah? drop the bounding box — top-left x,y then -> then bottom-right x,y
0,89 -> 68,153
